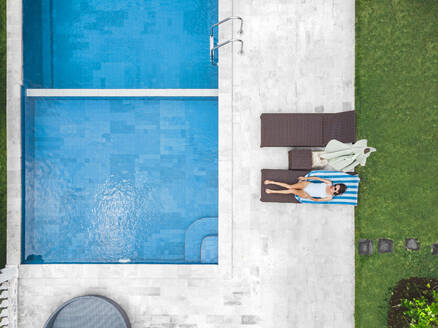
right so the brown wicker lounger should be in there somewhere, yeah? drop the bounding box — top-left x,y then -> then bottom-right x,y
260,169 -> 310,203
260,111 -> 356,147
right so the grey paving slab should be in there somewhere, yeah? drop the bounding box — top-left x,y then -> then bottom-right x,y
358,239 -> 373,256
378,239 -> 394,254
432,244 -> 438,256
405,238 -> 420,251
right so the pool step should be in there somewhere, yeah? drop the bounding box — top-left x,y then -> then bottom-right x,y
185,217 -> 218,264
200,235 -> 218,264
141,229 -> 186,262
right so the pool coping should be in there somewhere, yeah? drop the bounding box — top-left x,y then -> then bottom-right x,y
6,0 -> 23,268
26,89 -> 219,97
7,0 -> 235,279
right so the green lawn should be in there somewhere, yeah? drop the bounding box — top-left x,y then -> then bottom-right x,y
0,0 -> 6,268
355,0 -> 438,327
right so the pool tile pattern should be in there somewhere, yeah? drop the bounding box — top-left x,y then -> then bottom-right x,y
23,98 -> 218,263
23,0 -> 218,89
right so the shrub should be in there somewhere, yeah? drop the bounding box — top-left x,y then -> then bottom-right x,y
388,278 -> 438,328
401,288 -> 438,328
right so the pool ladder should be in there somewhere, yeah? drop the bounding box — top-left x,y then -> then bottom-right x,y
210,16 -> 243,65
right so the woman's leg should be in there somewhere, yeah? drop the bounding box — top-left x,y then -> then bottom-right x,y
266,188 -> 296,194
265,188 -> 309,199
264,180 -> 309,189
292,189 -> 308,198
265,189 -> 306,197
264,180 -> 292,188
288,181 -> 309,189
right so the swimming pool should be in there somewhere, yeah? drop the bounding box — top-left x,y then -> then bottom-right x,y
23,0 -> 217,89
23,98 -> 218,263
22,0 -> 219,264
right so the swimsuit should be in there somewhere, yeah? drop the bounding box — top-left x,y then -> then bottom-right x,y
303,182 -> 328,198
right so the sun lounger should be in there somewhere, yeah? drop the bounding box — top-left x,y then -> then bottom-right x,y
260,111 -> 356,147
260,169 -> 309,203
261,169 -> 359,204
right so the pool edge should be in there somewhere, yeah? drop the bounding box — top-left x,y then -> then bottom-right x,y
6,0 -> 23,267
8,0 -> 234,278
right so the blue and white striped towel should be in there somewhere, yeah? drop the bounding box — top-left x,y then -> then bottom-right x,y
295,170 -> 360,206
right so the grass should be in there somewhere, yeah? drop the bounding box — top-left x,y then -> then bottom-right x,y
355,0 -> 438,327
0,0 -> 6,268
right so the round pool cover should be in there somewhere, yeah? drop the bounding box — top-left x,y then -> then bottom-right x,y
44,295 -> 131,328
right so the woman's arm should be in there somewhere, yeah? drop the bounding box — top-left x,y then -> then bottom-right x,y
310,196 -> 333,202
297,191 -> 332,202
299,191 -> 311,199
300,176 -> 332,185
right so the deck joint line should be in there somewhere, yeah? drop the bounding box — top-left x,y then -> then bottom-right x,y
26,89 -> 219,97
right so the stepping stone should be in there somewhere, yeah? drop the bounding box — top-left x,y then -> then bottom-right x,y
405,238 -> 420,251
378,238 -> 394,254
358,239 -> 373,256
432,244 -> 438,256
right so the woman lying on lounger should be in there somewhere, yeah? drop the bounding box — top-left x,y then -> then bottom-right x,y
264,176 -> 347,201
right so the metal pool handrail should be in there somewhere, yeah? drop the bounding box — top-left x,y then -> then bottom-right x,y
210,38 -> 243,65
210,16 -> 243,37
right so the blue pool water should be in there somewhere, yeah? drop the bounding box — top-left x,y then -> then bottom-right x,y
23,0 -> 217,89
22,0 -> 219,264
23,98 -> 218,264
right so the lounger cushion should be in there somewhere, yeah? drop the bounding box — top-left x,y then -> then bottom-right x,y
260,113 -> 323,147
322,111 -> 356,144
260,169 -> 309,203
260,111 -> 356,147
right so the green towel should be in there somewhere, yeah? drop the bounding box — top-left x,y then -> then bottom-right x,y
320,139 -> 376,172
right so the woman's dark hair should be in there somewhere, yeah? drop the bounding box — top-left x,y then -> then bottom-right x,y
334,183 -> 347,196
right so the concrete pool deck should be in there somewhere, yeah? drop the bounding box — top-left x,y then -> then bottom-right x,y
6,0 -> 355,327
